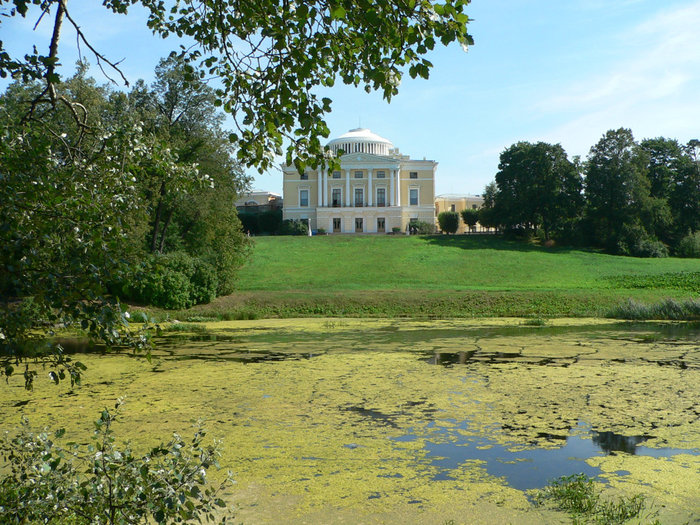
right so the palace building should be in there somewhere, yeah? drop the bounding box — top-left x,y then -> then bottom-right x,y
282,128 -> 436,233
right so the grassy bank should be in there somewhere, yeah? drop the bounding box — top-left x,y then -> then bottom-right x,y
149,235 -> 699,320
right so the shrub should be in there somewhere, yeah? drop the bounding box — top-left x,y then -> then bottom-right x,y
412,221 -> 435,234
437,211 -> 460,234
278,219 -> 308,236
126,252 -> 218,310
317,227 -> 327,235
0,401 -> 232,524
676,231 -> 700,258
614,224 -> 667,257
632,238 -> 668,258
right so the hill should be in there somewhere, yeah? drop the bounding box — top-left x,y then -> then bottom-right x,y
183,235 -> 699,319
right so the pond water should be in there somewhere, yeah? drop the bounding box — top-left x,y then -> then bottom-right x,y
3,318 -> 700,523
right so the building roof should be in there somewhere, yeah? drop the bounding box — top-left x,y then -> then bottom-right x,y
328,128 -> 393,147
326,128 -> 394,156
436,193 -> 483,200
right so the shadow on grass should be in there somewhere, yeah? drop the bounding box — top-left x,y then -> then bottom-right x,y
419,234 -> 588,254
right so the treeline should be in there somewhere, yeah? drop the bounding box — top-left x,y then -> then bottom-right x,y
1,56 -> 251,335
478,129 -> 700,257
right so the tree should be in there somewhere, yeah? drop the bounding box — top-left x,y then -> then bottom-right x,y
669,139 -> 700,240
1,0 -> 474,385
2,0 -> 473,172
491,141 -> 583,240
438,211 -> 460,234
477,182 -> 499,231
584,128 -> 659,254
0,66 -> 181,388
460,208 -> 479,231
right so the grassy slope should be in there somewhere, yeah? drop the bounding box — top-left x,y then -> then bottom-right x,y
237,235 -> 698,291
181,235 -> 699,319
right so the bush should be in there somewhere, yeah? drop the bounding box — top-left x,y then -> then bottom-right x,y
615,225 -> 667,257
411,221 -> 435,234
437,211 -> 459,234
676,231 -> 700,258
0,401 -> 232,524
126,252 -> 218,310
278,219 -> 308,236
632,238 -> 668,258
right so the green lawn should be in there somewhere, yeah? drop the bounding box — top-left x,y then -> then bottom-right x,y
236,235 -> 699,292
170,235 -> 699,319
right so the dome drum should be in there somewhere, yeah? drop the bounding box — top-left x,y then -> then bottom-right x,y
326,128 -> 394,156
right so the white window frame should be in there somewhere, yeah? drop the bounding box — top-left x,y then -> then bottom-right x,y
354,187 -> 364,207
409,187 -> 419,206
299,188 -> 310,207
376,187 -> 387,206
331,187 -> 342,207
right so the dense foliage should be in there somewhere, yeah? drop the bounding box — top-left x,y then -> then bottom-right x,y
0,60 -> 250,387
480,129 -> 700,256
2,0 -> 473,173
460,208 -> 479,230
491,142 -> 582,240
437,211 -> 460,234
0,401 -> 232,524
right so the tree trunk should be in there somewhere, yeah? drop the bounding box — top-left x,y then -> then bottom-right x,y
150,181 -> 166,253
158,209 -> 173,254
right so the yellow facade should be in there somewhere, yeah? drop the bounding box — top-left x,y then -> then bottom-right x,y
283,128 -> 437,233
434,194 -> 488,233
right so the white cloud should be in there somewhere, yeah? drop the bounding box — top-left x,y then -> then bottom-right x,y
538,1 -> 700,117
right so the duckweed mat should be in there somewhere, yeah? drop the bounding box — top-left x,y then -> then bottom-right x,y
1,318 -> 698,524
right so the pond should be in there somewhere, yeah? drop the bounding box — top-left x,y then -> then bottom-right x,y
1,318 -> 699,524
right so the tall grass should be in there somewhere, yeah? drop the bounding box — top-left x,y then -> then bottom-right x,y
607,298 -> 700,320
535,474 -> 659,524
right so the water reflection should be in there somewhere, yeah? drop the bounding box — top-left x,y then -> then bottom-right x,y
396,421 -> 699,490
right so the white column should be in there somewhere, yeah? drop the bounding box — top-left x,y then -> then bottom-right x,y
317,170 -> 322,207
395,169 -> 401,207
389,169 -> 395,207
368,169 -> 373,207
323,168 -> 328,207
345,170 -> 350,206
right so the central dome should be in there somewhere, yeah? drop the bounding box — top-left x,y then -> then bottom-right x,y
326,128 -> 394,156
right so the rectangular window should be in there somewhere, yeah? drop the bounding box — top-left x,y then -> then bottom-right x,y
376,188 -> 386,207
300,189 -> 309,207
376,170 -> 385,178
409,171 -> 418,179
355,218 -> 363,232
333,171 -> 341,179
410,188 -> 418,206
450,204 -> 456,212
472,204 -> 478,209
333,218 -> 341,232
354,188 -> 363,207
377,218 -> 385,233
332,188 -> 341,207
354,171 -> 363,179
300,173 -> 308,180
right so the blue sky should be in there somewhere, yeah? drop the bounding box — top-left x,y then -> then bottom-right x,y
3,0 -> 700,195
